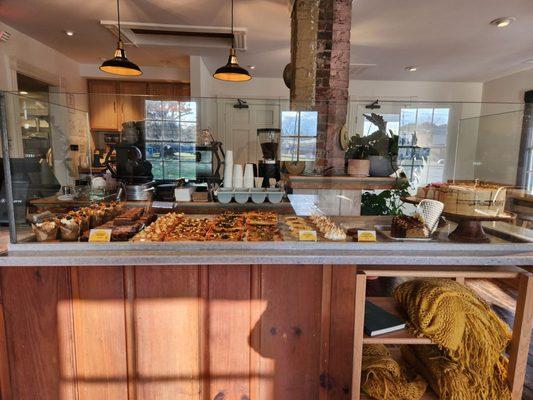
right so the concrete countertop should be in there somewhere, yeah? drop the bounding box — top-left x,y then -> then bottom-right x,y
3,241 -> 533,266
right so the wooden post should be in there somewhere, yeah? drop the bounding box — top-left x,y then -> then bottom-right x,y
508,272 -> 533,399
351,272 -> 367,400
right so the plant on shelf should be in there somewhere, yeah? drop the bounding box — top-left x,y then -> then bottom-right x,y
361,171 -> 411,216
362,113 -> 399,177
345,134 -> 372,177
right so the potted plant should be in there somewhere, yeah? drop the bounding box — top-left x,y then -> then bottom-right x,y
362,113 -> 399,177
345,134 -> 371,177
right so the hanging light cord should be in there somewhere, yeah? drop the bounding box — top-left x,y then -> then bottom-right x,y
231,0 -> 234,49
117,0 -> 122,44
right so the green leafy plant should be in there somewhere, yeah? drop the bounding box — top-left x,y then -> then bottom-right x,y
345,134 -> 371,160
361,172 -> 411,216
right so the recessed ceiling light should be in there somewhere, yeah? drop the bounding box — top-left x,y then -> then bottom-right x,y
523,59 -> 533,64
405,66 -> 417,72
248,65 -> 256,70
490,17 -> 516,28
19,91 -> 28,95
64,30 -> 76,37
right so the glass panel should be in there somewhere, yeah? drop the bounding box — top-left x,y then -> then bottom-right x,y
146,143 -> 162,160
146,100 -> 163,120
180,162 -> 197,180
179,143 -> 197,162
163,121 -> 179,141
163,160 -> 180,179
180,122 -> 197,142
281,111 -> 299,136
145,120 -> 163,140
299,137 -> 317,161
151,161 -> 164,180
299,111 -> 318,136
162,101 -> 180,120
180,102 -> 197,122
280,136 -> 299,161
162,143 -> 180,160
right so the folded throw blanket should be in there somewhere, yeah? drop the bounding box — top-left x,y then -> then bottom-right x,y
394,278 -> 511,399
362,344 -> 427,400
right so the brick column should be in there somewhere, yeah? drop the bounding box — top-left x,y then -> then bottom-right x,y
290,0 -> 352,173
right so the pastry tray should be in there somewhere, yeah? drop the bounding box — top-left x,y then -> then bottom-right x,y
375,225 -> 436,242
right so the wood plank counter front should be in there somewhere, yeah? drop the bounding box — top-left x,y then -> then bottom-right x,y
0,242 -> 531,400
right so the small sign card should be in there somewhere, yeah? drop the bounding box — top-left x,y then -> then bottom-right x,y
88,229 -> 112,242
299,230 -> 318,242
358,230 -> 377,242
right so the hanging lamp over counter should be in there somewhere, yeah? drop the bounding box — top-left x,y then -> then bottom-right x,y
100,0 -> 142,76
213,0 -> 252,82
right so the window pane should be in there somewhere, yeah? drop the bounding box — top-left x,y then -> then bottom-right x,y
299,111 -> 318,136
162,143 -> 180,160
180,102 -> 197,122
146,143 -> 162,160
162,101 -> 180,120
180,143 -> 197,162
151,161 -> 163,180
180,162 -> 197,180
146,100 -> 163,120
163,120 -> 179,141
145,120 -> 163,140
299,137 -> 317,161
400,109 -> 417,135
163,161 -> 181,179
281,111 -> 299,136
280,137 -> 299,161
180,122 -> 197,142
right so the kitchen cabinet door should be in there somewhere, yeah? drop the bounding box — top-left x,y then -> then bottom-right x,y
118,81 -> 147,123
147,82 -> 177,99
88,80 -> 119,131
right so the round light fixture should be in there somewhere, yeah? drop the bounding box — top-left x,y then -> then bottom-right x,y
99,0 -> 142,76
213,0 -> 252,82
248,65 -> 256,70
490,17 -> 516,28
19,91 -> 28,95
64,30 -> 76,37
405,66 -> 417,72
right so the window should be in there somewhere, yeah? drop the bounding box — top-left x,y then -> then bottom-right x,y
397,108 -> 450,186
145,100 -> 197,180
280,111 -> 318,161
363,108 -> 450,186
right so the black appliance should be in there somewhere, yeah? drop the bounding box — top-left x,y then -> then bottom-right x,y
257,128 -> 281,187
0,158 -> 61,224
104,121 -> 153,184
195,143 -> 223,184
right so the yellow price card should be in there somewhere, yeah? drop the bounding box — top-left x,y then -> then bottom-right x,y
89,229 -> 112,242
358,230 -> 377,242
299,230 -> 318,242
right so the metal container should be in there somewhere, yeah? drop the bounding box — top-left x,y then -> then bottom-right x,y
125,182 -> 154,201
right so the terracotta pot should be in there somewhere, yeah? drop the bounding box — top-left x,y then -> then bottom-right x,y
347,159 -> 370,177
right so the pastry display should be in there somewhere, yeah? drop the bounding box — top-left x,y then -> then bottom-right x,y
246,211 -> 278,226
416,181 -> 507,216
284,216 -> 314,237
59,216 -> 81,241
309,214 -> 347,241
390,215 -> 429,238
32,219 -> 59,242
246,225 -> 283,241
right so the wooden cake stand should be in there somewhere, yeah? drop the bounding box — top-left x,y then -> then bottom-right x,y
402,197 -> 516,243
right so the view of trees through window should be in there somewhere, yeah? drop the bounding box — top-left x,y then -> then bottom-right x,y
363,108 -> 450,186
280,111 -> 318,161
144,101 -> 197,180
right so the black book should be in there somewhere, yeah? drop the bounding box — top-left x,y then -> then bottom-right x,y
364,300 -> 406,337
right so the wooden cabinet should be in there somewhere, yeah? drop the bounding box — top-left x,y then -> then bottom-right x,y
88,80 -> 120,131
87,80 -> 190,131
118,81 -> 147,122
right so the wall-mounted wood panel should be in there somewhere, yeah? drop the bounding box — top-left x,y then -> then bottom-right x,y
0,265 -> 352,400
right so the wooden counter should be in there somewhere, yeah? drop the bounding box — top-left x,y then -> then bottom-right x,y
287,175 -> 401,190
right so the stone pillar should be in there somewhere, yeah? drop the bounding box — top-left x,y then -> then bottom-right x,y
290,0 -> 353,173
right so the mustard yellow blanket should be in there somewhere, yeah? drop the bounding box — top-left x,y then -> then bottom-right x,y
362,344 -> 427,400
394,278 -> 511,400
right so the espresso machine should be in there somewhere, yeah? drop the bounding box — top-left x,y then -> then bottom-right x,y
257,128 -> 281,188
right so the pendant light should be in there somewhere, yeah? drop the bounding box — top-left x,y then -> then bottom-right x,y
213,0 -> 252,82
99,0 -> 142,76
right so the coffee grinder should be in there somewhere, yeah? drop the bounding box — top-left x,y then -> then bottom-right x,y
257,128 -> 281,187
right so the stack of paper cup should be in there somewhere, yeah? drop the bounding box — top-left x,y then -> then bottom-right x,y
243,164 -> 254,188
233,164 -> 244,188
224,150 -> 233,188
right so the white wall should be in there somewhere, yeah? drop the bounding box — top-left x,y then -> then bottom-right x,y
482,67 -> 533,103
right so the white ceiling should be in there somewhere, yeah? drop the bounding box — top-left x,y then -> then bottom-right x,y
1,0 -> 533,82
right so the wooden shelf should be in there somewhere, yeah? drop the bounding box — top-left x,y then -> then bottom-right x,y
362,297 -> 432,345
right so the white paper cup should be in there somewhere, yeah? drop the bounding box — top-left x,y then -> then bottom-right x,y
243,164 -> 254,188
254,177 -> 264,188
224,150 -> 234,188
232,164 -> 243,188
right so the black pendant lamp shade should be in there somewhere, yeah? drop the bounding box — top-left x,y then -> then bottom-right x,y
100,0 -> 142,76
213,0 -> 251,82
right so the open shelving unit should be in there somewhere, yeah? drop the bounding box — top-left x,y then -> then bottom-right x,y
351,265 -> 533,400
